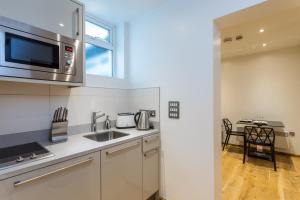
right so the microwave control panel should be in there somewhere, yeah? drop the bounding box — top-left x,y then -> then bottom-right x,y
62,44 -> 76,75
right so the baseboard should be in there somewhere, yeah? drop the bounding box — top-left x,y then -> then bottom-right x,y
224,143 -> 300,157
276,151 -> 300,157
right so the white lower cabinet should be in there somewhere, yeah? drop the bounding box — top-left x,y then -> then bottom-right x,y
0,134 -> 161,200
0,152 -> 101,200
143,134 -> 160,200
101,139 -> 143,200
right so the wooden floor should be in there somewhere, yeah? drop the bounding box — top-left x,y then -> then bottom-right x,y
222,145 -> 300,200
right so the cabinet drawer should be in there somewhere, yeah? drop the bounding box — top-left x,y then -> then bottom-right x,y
0,152 -> 101,200
143,134 -> 160,152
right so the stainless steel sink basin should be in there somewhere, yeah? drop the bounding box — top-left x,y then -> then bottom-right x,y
84,131 -> 129,142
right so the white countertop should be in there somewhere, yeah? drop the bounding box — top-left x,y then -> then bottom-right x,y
0,128 -> 160,180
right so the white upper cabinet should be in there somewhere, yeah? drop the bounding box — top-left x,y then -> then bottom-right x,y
0,0 -> 83,40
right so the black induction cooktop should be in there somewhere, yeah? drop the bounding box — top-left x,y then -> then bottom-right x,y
0,142 -> 54,169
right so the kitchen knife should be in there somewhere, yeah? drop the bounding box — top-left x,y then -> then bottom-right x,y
61,108 -> 65,122
64,109 -> 68,121
54,108 -> 58,122
60,107 -> 65,122
62,108 -> 66,122
57,107 -> 62,122
56,108 -> 60,122
53,110 -> 58,122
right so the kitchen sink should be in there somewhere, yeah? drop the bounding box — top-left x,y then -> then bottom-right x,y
84,131 -> 129,142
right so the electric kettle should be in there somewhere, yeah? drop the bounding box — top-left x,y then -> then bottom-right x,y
134,110 -> 150,130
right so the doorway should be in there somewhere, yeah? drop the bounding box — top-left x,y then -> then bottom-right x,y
214,0 -> 300,199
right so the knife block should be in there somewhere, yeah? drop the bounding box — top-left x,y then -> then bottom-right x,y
50,121 -> 68,143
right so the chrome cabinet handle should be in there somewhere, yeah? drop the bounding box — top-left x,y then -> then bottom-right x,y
76,8 -> 80,36
106,141 -> 141,156
144,148 -> 159,157
14,157 -> 94,187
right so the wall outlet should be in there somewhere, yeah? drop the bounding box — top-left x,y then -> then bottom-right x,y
149,110 -> 156,117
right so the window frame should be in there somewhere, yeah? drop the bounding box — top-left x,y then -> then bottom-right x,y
85,15 -> 116,77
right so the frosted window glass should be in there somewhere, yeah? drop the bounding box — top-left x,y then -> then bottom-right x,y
85,43 -> 113,77
86,21 -> 110,43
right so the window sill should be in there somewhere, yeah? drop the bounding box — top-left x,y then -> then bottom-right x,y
85,74 -> 127,89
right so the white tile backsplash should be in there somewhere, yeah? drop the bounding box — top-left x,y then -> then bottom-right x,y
0,95 -> 50,134
49,86 -> 129,126
128,88 -> 160,122
0,82 -> 159,136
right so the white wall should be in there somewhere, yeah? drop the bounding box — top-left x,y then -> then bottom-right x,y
222,46 -> 300,155
127,0 -> 265,199
0,81 -> 159,135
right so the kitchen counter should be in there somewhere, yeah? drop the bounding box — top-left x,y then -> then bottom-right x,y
0,128 -> 159,181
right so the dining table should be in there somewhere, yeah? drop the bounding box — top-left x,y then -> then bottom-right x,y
236,119 -> 285,128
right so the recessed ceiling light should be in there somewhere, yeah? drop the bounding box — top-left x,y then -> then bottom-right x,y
59,23 -> 64,27
259,28 -> 265,33
262,43 -> 267,47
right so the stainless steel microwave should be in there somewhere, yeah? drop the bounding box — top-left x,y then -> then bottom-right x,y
0,16 -> 83,85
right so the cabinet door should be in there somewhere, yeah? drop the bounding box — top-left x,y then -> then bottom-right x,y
101,140 -> 142,200
143,149 -> 159,200
143,134 -> 160,200
0,152 -> 100,200
0,0 -> 83,40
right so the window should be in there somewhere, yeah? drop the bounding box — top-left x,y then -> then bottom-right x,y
85,18 -> 114,77
86,21 -> 111,43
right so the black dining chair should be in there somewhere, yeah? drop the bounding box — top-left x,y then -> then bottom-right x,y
222,119 -> 246,160
244,126 -> 276,171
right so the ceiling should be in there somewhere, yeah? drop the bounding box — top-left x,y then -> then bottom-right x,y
221,5 -> 300,59
80,0 -> 168,24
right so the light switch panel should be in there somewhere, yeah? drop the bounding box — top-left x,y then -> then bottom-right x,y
169,101 -> 180,119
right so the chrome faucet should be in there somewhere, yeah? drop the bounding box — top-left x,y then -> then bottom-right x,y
91,111 -> 105,132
